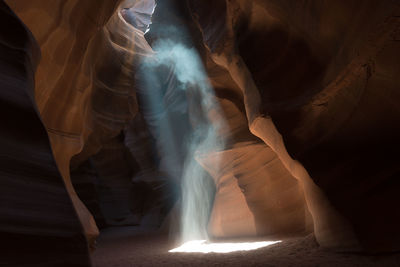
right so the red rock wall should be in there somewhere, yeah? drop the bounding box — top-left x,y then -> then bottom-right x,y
3,0 -> 400,257
0,1 -> 91,265
5,0 -> 124,245
188,0 -> 400,251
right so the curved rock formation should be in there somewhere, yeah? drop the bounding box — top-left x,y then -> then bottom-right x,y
0,1 -> 90,265
4,0 -> 125,248
1,0 -> 400,265
187,0 -> 400,251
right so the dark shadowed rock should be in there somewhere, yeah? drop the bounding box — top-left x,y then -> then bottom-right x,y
0,1 -> 90,265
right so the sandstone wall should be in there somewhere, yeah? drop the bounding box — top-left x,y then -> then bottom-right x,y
5,0 -> 125,246
188,0 -> 400,251
0,1 -> 91,265
3,0 -> 400,258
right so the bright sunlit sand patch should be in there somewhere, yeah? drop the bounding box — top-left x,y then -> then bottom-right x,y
169,240 -> 282,253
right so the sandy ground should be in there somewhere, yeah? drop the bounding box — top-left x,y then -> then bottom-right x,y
92,227 -> 400,267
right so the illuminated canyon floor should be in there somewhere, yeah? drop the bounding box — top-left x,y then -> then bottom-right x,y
92,227 -> 400,267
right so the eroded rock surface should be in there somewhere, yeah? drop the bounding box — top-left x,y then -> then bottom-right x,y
2,2 -> 400,265
188,0 -> 400,251
0,1 -> 91,265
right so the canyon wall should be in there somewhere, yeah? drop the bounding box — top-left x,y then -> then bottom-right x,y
5,0 -> 124,247
0,1 -> 91,265
1,2 -> 400,266
188,0 -> 400,251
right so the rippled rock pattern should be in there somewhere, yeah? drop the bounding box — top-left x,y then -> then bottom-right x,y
0,1 -> 91,265
2,1 -> 400,265
188,0 -> 400,251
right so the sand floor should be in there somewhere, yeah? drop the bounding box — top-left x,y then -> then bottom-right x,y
92,227 -> 400,267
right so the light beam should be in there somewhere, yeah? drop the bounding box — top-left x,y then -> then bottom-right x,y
169,240 -> 282,253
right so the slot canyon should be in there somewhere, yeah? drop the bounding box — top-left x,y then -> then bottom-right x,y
1,0 -> 400,266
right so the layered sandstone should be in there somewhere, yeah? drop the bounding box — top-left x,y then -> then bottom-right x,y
1,2 -> 400,267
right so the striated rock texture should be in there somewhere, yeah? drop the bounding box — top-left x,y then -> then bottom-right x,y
187,0 -> 400,251
145,0 -> 312,242
2,1 -> 400,264
4,0 -> 177,247
5,0 -> 127,245
0,1 -> 91,265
